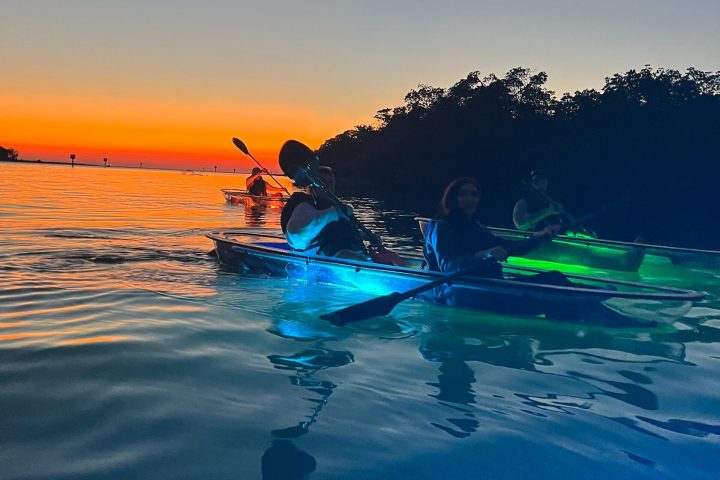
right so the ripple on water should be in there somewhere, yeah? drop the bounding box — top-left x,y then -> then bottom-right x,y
1,164 -> 720,479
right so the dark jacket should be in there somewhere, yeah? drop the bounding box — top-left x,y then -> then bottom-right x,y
424,213 -> 543,278
247,176 -> 268,196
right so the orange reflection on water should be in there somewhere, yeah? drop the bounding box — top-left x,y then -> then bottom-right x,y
0,322 -> 30,329
0,163 -> 287,234
0,329 -> 128,345
0,331 -> 59,341
0,163 -> 290,328
57,335 -> 129,346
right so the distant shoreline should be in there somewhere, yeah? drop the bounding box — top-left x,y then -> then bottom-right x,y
0,158 -> 281,176
2,158 -> 102,168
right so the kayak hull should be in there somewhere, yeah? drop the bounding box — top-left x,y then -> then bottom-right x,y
208,230 -> 703,324
221,189 -> 288,204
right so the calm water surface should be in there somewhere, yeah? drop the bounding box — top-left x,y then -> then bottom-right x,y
1,163 -> 719,479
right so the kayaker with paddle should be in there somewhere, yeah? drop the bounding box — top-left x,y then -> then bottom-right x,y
280,164 -> 369,260
246,167 -> 286,197
424,177 -> 563,281
512,169 -> 566,232
278,140 -> 405,265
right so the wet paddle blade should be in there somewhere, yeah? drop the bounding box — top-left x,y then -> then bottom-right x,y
321,292 -> 405,326
279,140 -> 318,186
232,137 -> 250,155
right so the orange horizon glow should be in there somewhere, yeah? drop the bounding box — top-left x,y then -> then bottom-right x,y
1,91 -> 369,171
6,142 -> 276,173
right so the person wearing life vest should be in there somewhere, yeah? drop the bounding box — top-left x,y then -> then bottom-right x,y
512,169 -> 565,232
280,165 -> 369,260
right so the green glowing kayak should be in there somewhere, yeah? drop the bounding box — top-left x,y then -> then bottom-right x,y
416,217 -> 720,273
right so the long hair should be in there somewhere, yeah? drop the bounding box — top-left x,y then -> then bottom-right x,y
438,177 -> 480,217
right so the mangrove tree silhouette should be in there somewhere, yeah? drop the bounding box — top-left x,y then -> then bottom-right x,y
317,67 -> 720,248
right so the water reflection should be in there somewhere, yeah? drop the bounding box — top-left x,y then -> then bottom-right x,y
261,439 -> 317,480
416,312 -> 701,439
426,359 -> 480,438
261,296 -> 356,479
244,202 -> 269,227
268,347 -> 354,438
260,346 -> 353,479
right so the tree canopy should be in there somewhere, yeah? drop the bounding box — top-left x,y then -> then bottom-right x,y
1,146 -> 19,162
317,67 -> 720,248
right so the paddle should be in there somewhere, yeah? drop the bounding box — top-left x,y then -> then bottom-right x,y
521,179 -> 597,237
321,261 -> 496,325
522,179 -> 577,222
232,137 -> 291,196
278,139 -> 382,246
321,200 -> 629,326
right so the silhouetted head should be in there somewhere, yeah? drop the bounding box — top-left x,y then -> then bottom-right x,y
440,177 -> 480,218
313,165 -> 336,194
251,167 -> 263,176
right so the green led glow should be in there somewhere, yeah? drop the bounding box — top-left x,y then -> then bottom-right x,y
550,240 -> 634,257
507,256 -> 599,275
564,231 -> 596,240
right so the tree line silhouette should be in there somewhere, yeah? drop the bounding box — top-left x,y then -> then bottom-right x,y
318,66 -> 720,248
1,146 -> 19,162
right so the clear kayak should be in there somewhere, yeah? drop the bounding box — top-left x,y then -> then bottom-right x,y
221,188 -> 289,204
416,217 -> 720,273
207,229 -> 705,326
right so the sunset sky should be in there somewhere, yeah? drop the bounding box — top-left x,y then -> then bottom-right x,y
2,0 -> 718,171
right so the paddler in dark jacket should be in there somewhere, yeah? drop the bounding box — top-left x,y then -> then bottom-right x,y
424,177 -> 558,279
281,165 -> 369,260
425,177 -> 638,323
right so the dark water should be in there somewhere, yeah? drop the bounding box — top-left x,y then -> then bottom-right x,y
1,163 -> 719,479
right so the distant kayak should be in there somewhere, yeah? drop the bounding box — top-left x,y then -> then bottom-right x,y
221,189 -> 289,204
416,217 -> 720,273
207,229 -> 704,326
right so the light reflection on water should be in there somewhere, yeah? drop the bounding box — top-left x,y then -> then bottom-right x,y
1,163 -> 719,479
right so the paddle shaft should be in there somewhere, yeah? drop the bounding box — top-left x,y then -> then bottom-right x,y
394,262 -> 489,301
522,179 -> 578,223
298,165 -> 382,246
555,197 -> 629,235
233,138 -> 291,195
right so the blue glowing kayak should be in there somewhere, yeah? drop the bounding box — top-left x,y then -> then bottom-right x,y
207,229 -> 704,324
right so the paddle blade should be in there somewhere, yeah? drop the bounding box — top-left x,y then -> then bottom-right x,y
321,292 -> 404,326
232,137 -> 250,155
279,140 -> 318,186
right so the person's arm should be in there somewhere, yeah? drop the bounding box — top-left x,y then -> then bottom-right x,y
285,202 -> 342,250
513,198 -> 559,231
489,225 -> 555,257
265,184 -> 287,194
